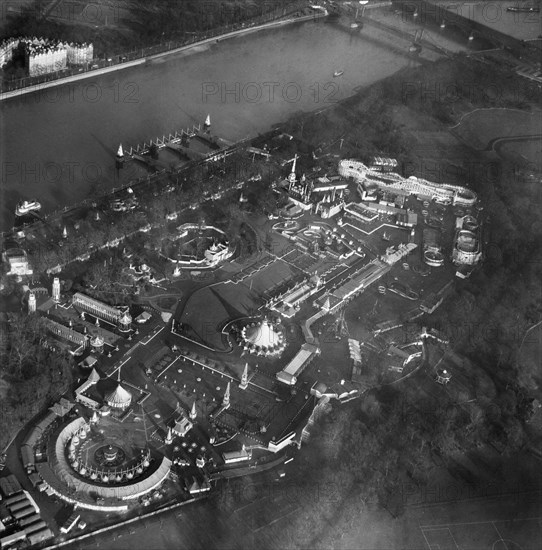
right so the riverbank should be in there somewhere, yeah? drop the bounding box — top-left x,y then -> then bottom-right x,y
0,11 -> 326,102
1,12 -> 421,231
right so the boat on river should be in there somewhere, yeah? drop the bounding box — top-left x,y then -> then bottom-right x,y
507,6 -> 539,13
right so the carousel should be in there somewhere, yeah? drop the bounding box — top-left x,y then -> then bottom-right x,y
67,424 -> 153,485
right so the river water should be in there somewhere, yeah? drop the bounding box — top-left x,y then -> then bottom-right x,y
0,18 -> 421,231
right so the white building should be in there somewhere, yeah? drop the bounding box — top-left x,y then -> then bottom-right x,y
339,159 -> 477,206
172,416 -> 193,437
2,248 -> 33,276
276,343 -> 319,385
204,242 -> 232,266
66,43 -> 93,65
26,43 -> 67,76
452,229 -> 481,266
72,292 -> 125,325
0,38 -> 21,66
222,445 -> 252,464
0,36 -> 94,75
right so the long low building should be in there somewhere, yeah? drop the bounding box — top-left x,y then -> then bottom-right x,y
44,318 -> 88,353
222,447 -> 252,464
72,292 -> 131,330
276,343 -> 320,385
0,531 -> 27,548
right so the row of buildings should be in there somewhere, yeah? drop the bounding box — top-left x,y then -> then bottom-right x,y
0,37 -> 93,76
0,482 -> 53,548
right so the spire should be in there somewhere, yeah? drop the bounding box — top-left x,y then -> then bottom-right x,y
291,153 -> 297,175
116,143 -> 125,168
288,154 -> 298,189
165,426 -> 173,445
222,381 -> 231,408
62,226 -> 67,238
28,292 -> 36,314
117,363 -> 122,383
189,400 -> 197,421
52,277 -> 61,302
239,363 -> 248,390
204,114 -> 211,127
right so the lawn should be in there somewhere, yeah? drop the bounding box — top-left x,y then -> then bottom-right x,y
452,108 -> 542,150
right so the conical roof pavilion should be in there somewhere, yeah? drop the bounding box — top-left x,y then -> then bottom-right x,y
240,319 -> 285,356
105,384 -> 132,409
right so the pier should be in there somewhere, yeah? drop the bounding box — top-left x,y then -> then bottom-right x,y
125,123 -> 252,170
126,125 -> 201,156
165,142 -> 205,161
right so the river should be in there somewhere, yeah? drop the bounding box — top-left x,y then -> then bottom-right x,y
1,18 -> 421,232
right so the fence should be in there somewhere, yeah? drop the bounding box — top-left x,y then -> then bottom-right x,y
1,2 -> 320,94
128,125 -> 201,156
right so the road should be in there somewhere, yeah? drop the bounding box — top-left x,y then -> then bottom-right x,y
488,134 -> 542,153
0,11 -> 327,101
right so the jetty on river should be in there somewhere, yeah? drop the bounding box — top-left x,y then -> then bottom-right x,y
124,120 -> 259,170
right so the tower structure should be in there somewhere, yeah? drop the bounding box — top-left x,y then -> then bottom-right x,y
222,381 -> 231,408
116,143 -> 124,168
165,426 -> 173,445
189,400 -> 197,421
118,310 -> 132,332
436,369 -> 452,385
288,154 -> 298,190
52,277 -> 61,302
239,363 -> 248,390
28,292 -> 36,313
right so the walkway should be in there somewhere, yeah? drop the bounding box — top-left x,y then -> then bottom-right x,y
0,12 -> 327,101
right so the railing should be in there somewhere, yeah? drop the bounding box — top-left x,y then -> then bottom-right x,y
128,125 -> 201,156
1,2 -> 320,94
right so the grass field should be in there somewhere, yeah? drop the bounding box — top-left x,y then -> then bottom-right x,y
452,109 -> 542,150
499,139 -> 542,170
419,516 -> 541,550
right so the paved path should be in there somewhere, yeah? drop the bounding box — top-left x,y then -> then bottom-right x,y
0,12 -> 326,101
